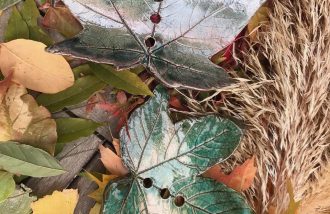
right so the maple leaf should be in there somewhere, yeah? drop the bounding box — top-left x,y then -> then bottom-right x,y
31,189 -> 78,214
102,86 -> 253,213
48,0 -> 266,91
83,171 -> 117,203
203,156 -> 257,192
0,83 -> 57,155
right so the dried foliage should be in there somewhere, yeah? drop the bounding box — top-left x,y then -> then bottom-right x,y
181,0 -> 330,212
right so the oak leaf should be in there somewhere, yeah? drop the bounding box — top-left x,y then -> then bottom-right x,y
203,156 -> 257,192
0,39 -> 74,94
31,189 -> 78,214
0,83 -> 57,154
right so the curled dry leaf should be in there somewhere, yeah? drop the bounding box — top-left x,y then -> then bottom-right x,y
0,82 -> 57,155
31,189 -> 78,214
99,144 -> 128,176
0,39 -> 74,94
203,156 -> 257,192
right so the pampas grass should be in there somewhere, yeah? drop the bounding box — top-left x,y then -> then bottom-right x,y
180,0 -> 330,213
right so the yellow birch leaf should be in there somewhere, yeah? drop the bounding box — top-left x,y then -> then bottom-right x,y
0,39 -> 74,93
31,189 -> 78,214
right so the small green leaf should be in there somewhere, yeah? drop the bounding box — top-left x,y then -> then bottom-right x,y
37,75 -> 107,112
0,142 -> 65,177
0,171 -> 15,203
0,186 -> 35,214
56,118 -> 102,144
73,64 -> 93,79
0,0 -> 21,10
4,6 -> 29,42
89,63 -> 153,96
5,0 -> 54,45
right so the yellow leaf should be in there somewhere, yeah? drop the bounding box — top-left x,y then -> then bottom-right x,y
99,144 -> 129,176
0,39 -> 74,93
84,171 -> 117,203
89,203 -> 101,214
284,180 -> 301,214
203,156 -> 257,192
31,189 -> 78,214
0,82 -> 57,154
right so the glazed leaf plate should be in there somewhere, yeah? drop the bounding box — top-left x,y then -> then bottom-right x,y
49,0 -> 266,90
102,86 -> 253,213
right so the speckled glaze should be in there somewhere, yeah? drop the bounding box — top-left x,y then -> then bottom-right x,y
49,0 -> 265,91
102,86 -> 253,214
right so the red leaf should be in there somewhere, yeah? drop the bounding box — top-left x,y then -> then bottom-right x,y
203,156 -> 257,192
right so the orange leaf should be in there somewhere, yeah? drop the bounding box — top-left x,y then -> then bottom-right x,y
112,138 -> 121,157
99,144 -> 129,176
203,156 -> 257,192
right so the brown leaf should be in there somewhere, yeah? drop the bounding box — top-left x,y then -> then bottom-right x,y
99,144 -> 129,176
203,156 -> 257,192
112,138 -> 121,157
0,83 -> 57,154
0,39 -> 74,93
42,6 -> 83,38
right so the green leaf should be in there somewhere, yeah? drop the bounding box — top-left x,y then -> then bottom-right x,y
89,63 -> 153,96
4,0 -> 53,45
0,0 -> 21,10
0,142 -> 65,177
102,86 -> 252,213
0,171 -> 15,203
37,75 -> 107,112
49,0 -> 265,90
4,6 -> 29,42
0,186 -> 35,214
56,118 -> 102,144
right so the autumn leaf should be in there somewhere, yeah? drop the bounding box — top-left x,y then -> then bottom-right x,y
31,189 -> 78,214
203,156 -> 257,192
99,144 -> 128,176
42,6 -> 82,38
83,171 -> 117,203
0,83 -> 57,154
0,39 -> 74,94
96,93 -> 144,132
